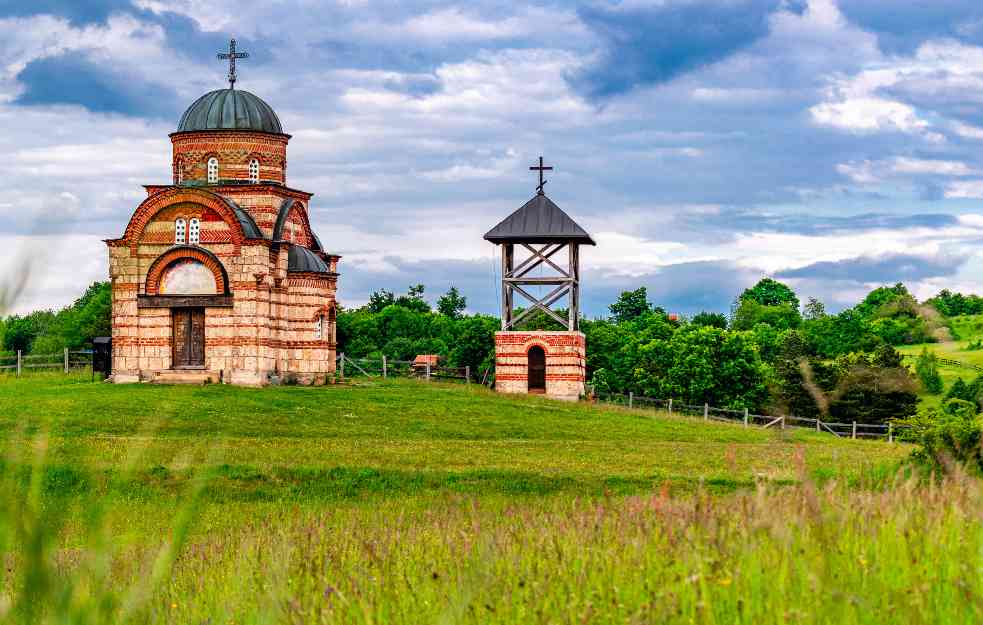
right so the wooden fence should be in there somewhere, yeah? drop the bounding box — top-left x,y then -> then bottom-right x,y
335,353 -> 471,383
900,352 -> 983,373
593,391 -> 899,442
0,349 -> 93,376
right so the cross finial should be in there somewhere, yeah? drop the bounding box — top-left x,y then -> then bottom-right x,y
217,38 -> 249,89
529,156 -> 553,195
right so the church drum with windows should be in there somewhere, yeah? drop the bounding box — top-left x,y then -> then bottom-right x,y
105,43 -> 339,385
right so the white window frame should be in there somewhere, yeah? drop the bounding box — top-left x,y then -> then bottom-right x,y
207,157 -> 219,183
314,315 -> 323,340
175,218 -> 187,244
188,218 -> 200,245
175,159 -> 183,184
248,159 -> 260,183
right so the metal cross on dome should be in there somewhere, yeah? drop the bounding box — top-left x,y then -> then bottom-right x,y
218,39 -> 249,89
530,156 -> 553,195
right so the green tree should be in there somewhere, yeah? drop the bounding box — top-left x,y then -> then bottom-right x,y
775,330 -> 821,419
915,348 -> 944,394
731,299 -> 801,332
803,297 -> 826,320
609,288 -> 651,324
690,311 -> 727,329
657,326 -> 768,410
740,278 -> 800,309
395,284 -> 431,313
437,287 -> 467,319
449,315 -> 498,380
945,378 -> 972,403
366,289 -> 395,313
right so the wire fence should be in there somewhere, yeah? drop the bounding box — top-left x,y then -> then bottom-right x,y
335,353 -> 472,384
592,390 -> 901,442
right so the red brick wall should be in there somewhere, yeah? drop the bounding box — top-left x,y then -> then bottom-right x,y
171,131 -> 289,185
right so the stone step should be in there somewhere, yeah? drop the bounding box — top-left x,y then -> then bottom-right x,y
149,370 -> 221,385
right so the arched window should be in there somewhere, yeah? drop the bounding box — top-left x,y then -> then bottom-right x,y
174,218 -> 186,245
188,218 -> 200,245
248,159 -> 260,183
207,157 -> 219,183
175,159 -> 183,185
314,315 -> 324,340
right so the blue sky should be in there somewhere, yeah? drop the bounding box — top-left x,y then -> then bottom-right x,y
3,0 -> 983,316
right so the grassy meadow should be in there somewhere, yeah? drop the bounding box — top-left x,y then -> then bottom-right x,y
899,312 -> 983,408
2,374 -> 980,624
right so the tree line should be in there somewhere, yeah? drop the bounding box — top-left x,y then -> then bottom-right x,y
6,277 -> 983,427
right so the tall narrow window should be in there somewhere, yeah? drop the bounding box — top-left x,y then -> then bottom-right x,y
248,159 -> 260,183
314,315 -> 324,340
175,218 -> 187,244
207,157 -> 219,183
175,159 -> 183,184
188,218 -> 200,245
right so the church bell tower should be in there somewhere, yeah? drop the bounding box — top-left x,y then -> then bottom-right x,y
484,157 -> 595,401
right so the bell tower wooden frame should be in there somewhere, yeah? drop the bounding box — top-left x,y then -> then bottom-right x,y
500,241 -> 580,331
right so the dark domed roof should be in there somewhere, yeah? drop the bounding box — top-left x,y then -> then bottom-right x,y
176,88 -> 283,134
288,245 -> 331,273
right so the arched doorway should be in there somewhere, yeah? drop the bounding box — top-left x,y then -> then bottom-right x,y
528,346 -> 546,393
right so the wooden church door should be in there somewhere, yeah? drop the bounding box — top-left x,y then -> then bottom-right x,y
528,346 -> 546,393
172,308 -> 205,368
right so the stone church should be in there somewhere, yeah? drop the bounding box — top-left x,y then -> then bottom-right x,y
105,42 -> 338,385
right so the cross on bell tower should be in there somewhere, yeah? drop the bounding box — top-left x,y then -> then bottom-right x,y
218,38 -> 249,89
530,156 -> 553,195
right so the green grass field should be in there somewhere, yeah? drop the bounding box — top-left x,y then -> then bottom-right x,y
3,374 -> 982,624
899,313 -> 983,408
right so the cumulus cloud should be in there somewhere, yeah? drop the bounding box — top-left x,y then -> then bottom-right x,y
5,0 -> 983,316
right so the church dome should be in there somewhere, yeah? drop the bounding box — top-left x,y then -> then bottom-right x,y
176,88 -> 283,134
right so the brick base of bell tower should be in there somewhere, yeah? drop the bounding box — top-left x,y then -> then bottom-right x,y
494,331 -> 586,401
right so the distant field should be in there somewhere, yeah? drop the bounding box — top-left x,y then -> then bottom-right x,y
6,374 -> 977,625
899,312 -> 983,408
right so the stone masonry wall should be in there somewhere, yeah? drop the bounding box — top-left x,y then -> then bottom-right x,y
495,331 -> 586,401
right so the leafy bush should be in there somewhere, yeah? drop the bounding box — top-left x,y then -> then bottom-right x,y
899,399 -> 983,473
915,348 -> 944,394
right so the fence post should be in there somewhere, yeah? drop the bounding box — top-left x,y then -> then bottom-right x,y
743,408 -> 748,428
781,416 -> 786,430
668,398 -> 673,417
703,403 -> 709,421
16,350 -> 22,377
816,418 -> 821,433
852,421 -> 857,440
426,362 -> 431,381
382,355 -> 387,379
628,391 -> 633,409
888,423 -> 894,443
339,353 -> 345,380
64,347 -> 69,373
465,366 -> 470,384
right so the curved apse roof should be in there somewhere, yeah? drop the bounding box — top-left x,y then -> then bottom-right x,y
176,88 -> 283,134
287,244 -> 331,274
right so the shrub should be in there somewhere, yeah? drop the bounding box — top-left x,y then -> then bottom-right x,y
914,348 -> 944,394
899,399 -> 983,473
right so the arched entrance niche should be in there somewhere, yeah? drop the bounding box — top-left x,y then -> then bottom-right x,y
527,345 -> 546,393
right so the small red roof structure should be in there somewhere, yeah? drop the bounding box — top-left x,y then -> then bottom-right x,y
413,354 -> 440,367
